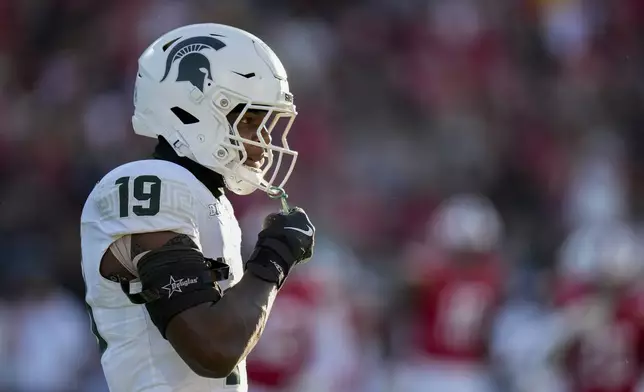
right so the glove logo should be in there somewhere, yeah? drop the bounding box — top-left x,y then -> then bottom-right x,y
284,224 -> 314,237
269,260 -> 284,277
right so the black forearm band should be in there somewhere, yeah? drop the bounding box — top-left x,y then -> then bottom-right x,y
135,246 -> 223,338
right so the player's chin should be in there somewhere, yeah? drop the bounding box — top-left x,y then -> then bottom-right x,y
243,159 -> 264,170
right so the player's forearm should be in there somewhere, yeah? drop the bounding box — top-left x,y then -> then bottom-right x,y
165,272 -> 277,377
210,272 -> 278,365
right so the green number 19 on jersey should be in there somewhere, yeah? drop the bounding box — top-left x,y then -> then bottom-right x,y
115,175 -> 161,217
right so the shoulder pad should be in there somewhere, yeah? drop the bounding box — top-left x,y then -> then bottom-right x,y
87,160 -> 202,242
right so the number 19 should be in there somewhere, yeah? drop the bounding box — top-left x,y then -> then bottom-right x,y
115,175 -> 161,217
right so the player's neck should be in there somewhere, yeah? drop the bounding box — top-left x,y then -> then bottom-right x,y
152,137 -> 225,198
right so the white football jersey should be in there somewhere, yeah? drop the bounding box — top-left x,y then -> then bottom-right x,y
80,159 -> 247,392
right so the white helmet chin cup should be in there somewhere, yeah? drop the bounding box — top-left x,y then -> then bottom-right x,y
224,166 -> 263,196
132,23 -> 298,196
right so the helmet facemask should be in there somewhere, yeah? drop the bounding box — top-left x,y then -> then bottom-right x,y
217,102 -> 298,196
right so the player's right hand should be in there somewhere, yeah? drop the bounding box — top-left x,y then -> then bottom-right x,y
245,207 -> 316,287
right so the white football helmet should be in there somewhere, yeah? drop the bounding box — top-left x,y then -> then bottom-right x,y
429,193 -> 504,253
132,23 -> 298,195
558,222 -> 642,284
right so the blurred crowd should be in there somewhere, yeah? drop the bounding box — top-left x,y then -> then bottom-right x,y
2,0 -> 644,391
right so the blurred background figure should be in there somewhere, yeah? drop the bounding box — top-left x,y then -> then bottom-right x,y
4,0 -> 644,391
390,194 -> 506,392
549,223 -> 644,392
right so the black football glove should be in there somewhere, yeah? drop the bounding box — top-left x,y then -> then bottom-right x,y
245,207 -> 315,288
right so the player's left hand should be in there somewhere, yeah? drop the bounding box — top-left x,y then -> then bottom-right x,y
260,207 -> 315,262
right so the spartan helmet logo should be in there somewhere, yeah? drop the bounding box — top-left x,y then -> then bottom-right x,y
160,35 -> 227,92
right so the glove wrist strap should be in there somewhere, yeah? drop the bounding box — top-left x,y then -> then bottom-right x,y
245,247 -> 288,288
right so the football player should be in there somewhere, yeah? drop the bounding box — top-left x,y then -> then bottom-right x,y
393,194 -> 506,392
552,223 -> 644,392
80,23 -> 316,392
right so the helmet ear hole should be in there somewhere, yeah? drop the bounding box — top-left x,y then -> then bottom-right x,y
171,107 -> 199,124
